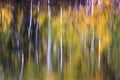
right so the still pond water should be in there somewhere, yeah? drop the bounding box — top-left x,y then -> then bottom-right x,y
0,2 -> 120,80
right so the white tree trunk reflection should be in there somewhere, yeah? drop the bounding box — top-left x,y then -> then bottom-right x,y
60,6 -> 63,72
91,31 -> 94,52
98,37 -> 101,70
19,47 -> 24,80
47,0 -> 52,72
28,0 -> 32,39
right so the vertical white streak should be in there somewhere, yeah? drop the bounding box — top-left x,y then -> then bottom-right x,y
47,0 -> 52,72
91,0 -> 94,15
28,1 -> 32,39
91,31 -> 94,52
35,23 -> 39,64
60,6 -> 63,72
19,50 -> 24,80
35,1 -> 40,65
98,37 -> 101,69
98,0 -> 101,6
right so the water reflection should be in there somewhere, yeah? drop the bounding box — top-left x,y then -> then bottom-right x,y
19,44 -> 24,80
0,1 -> 120,80
47,0 -> 52,72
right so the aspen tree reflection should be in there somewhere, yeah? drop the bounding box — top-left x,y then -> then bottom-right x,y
0,0 -> 120,80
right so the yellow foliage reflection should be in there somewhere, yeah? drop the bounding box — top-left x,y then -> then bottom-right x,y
0,6 -> 13,33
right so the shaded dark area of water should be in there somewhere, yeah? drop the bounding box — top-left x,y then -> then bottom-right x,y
0,0 -> 120,80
